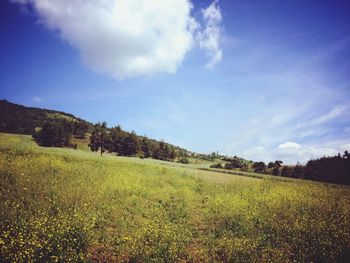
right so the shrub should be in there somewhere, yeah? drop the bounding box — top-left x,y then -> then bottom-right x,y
178,157 -> 189,164
225,159 -> 244,169
210,163 -> 223,169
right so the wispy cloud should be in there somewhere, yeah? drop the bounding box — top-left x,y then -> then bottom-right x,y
297,105 -> 348,128
224,102 -> 350,163
196,0 -> 223,68
32,96 -> 42,103
220,68 -> 350,163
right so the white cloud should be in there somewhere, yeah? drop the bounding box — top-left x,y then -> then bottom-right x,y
276,141 -> 339,164
278,141 -> 302,150
339,143 -> 350,152
223,97 -> 349,164
196,0 -> 223,68
12,0 -> 223,78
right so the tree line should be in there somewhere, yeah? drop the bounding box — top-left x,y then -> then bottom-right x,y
279,152 -> 350,185
89,122 -> 187,161
0,100 -> 188,161
0,99 -> 91,135
211,153 -> 350,185
32,119 -> 189,162
32,118 -> 89,147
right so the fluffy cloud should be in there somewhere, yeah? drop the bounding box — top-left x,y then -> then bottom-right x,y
223,101 -> 350,164
196,0 -> 223,68
277,141 -> 339,163
278,141 -> 302,150
12,0 -> 223,78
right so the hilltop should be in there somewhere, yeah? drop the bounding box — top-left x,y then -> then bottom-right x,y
0,99 -> 90,134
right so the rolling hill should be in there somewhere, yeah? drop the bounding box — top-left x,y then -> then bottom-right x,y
0,132 -> 350,262
0,99 -> 90,135
0,99 -> 195,158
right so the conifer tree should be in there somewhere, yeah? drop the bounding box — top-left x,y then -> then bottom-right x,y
141,137 -> 151,158
89,122 -> 107,156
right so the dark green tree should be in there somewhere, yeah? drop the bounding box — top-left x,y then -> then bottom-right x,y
89,122 -> 108,156
267,162 -> 275,169
33,119 -> 73,147
73,121 -> 89,138
141,137 -> 151,158
109,125 -> 125,154
120,131 -> 139,156
272,160 -> 283,176
253,162 -> 266,174
225,159 -> 244,169
169,148 -> 177,160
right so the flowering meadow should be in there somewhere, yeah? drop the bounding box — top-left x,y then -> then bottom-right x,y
0,133 -> 349,262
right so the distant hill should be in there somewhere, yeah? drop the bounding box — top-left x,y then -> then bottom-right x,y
0,99 -> 193,157
0,99 -> 246,163
0,99 -> 92,134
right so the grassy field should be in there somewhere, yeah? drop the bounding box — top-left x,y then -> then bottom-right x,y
0,133 -> 350,262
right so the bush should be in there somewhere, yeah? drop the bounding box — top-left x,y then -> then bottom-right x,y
210,163 -> 223,169
225,159 -> 244,169
138,152 -> 145,159
178,157 -> 189,164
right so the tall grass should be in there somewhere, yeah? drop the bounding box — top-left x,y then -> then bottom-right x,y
0,133 -> 349,262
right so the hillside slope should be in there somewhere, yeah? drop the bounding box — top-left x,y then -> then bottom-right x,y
0,99 -> 194,158
1,133 -> 349,262
0,99 -> 90,134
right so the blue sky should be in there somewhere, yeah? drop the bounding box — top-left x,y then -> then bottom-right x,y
1,0 -> 350,163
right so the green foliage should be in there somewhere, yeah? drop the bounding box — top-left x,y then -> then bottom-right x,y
253,161 -> 267,174
178,157 -> 190,164
119,131 -> 139,156
210,163 -> 223,169
140,137 -> 151,158
225,158 -> 244,169
32,119 -> 73,147
281,166 -> 294,178
73,121 -> 89,139
94,123 -> 180,161
152,140 -> 171,161
0,99 -> 91,135
279,153 -> 350,185
304,153 -> 350,184
89,122 -> 108,156
267,160 -> 283,176
0,133 -> 350,262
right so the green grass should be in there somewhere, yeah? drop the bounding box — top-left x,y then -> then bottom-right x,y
0,132 -> 350,262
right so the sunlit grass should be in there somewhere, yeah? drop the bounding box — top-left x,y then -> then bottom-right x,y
0,133 -> 349,262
